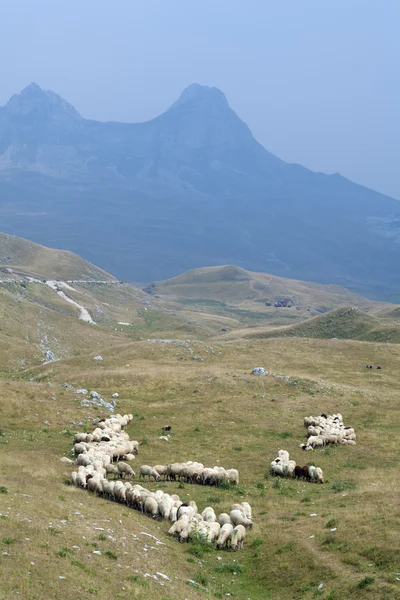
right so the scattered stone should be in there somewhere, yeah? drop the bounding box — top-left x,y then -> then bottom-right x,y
45,350 -> 56,362
93,355 -> 103,361
76,389 -> 88,395
156,572 -> 170,581
112,393 -> 119,398
251,367 -> 266,376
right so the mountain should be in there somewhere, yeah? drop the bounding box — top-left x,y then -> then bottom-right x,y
1,83 -> 400,299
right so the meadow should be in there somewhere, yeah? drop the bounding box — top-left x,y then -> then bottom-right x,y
1,334 -> 399,599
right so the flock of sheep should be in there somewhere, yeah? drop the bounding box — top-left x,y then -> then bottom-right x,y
141,462 -> 239,487
270,450 -> 324,483
68,414 -> 250,551
66,409 -> 357,554
300,413 -> 356,450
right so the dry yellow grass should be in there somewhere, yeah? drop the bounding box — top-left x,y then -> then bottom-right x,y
1,334 -> 399,599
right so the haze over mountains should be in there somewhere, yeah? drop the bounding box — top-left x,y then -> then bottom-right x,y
1,82 -> 400,299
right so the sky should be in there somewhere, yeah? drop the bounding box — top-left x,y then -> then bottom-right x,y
1,0 -> 400,198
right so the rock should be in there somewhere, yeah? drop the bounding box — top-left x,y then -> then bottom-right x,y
76,388 -> 88,395
112,393 -> 119,398
251,367 -> 266,375
45,350 -> 56,362
93,355 -> 103,361
193,356 -> 203,361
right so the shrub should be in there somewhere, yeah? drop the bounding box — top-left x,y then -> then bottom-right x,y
98,533 -> 106,541
2,538 -> 16,545
0,486 -> 8,494
326,518 -> 337,528
104,550 -> 117,560
187,535 -> 213,559
358,577 -> 375,589
194,571 -> 208,587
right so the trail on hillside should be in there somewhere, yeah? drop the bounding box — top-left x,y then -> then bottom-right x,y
45,280 -> 95,324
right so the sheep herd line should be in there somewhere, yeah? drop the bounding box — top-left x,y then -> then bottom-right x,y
66,411 -> 357,551
68,414 -> 251,551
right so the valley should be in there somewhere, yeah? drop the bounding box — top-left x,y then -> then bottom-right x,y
0,234 -> 399,599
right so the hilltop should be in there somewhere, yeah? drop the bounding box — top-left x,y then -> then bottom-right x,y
1,83 -> 400,297
146,265 -> 386,328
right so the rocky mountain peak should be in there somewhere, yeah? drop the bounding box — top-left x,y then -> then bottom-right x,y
171,83 -> 229,110
2,82 -> 82,121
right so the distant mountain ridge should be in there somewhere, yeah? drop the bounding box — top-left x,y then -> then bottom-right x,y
1,82 -> 400,299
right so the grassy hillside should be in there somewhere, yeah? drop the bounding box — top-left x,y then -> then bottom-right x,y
1,335 -> 400,599
147,265 -> 386,329
234,306 -> 400,344
0,232 -> 114,280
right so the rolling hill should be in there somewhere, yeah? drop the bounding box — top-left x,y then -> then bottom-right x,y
146,265 -> 387,327
226,305 -> 400,344
1,83 -> 400,298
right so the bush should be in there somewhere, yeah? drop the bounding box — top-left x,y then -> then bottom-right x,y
358,577 -> 375,589
104,550 -> 117,560
187,535 -> 213,559
0,486 -> 8,494
326,518 -> 337,528
194,571 -> 208,587
2,538 -> 15,545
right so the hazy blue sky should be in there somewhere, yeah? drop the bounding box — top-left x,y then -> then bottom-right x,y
1,1 -> 400,198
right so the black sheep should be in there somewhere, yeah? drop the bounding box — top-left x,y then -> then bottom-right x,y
302,465 -> 311,480
294,465 -> 303,479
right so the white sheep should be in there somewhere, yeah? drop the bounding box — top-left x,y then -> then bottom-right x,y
216,523 -> 234,549
139,465 -> 160,481
230,510 -> 253,529
218,512 -> 232,526
231,524 -> 246,550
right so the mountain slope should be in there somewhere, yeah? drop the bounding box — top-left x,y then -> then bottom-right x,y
0,232 -> 114,280
1,83 -> 400,298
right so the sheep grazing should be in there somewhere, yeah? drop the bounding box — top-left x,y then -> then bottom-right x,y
230,509 -> 253,529
301,413 -> 356,449
152,461 -> 239,487
117,462 -> 135,479
162,425 -> 172,432
270,450 -> 324,484
66,414 -> 250,552
216,523 -> 234,549
231,525 -> 246,551
139,465 -> 160,481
